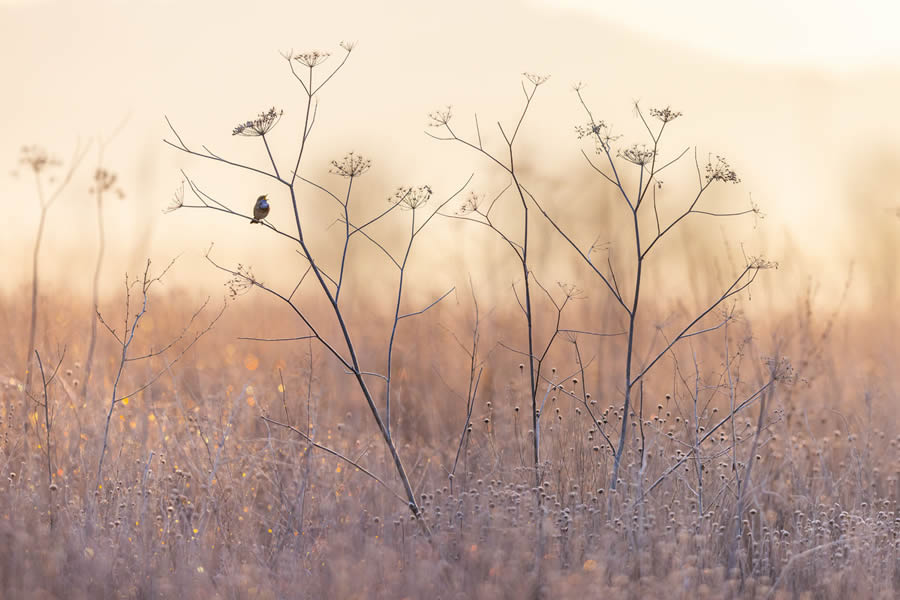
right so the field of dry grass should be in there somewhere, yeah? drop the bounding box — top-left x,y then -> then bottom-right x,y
2,36 -> 899,599
0,280 -> 897,599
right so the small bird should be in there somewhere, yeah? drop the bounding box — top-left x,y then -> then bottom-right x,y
250,195 -> 270,224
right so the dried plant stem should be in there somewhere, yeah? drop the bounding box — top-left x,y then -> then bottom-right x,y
83,182 -> 105,399
32,349 -> 64,489
24,196 -> 48,394
83,120 -> 128,399
21,142 -> 90,395
95,259 -> 222,489
167,46 -> 465,534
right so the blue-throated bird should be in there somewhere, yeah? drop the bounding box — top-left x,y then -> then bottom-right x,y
250,195 -> 269,224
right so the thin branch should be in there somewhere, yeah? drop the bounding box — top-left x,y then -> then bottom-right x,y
398,287 -> 455,320
239,335 -> 317,343
261,416 -> 406,503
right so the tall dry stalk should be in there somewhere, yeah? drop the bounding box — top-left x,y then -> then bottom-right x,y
83,122 -> 127,400
431,78 -> 774,490
18,143 -> 90,395
165,43 -> 467,530
94,259 -> 222,489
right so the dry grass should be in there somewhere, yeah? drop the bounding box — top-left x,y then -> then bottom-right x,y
0,281 -> 896,600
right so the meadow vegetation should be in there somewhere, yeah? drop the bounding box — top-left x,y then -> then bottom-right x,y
1,44 -> 897,599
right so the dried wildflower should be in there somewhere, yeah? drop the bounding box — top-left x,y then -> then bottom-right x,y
164,181 -> 185,213
294,50 -> 330,68
19,146 -> 61,174
762,355 -> 794,383
705,155 -> 740,184
575,121 -> 619,153
428,106 -> 452,127
649,106 -> 682,123
748,256 -> 778,270
93,168 -> 117,192
575,121 -> 607,140
557,282 -> 585,300
226,264 -> 259,299
232,107 -> 283,137
91,168 -> 124,198
748,197 -> 765,221
330,152 -> 371,178
457,191 -> 482,215
619,144 -> 655,166
339,41 -> 356,53
523,72 -> 550,86
390,185 -> 432,210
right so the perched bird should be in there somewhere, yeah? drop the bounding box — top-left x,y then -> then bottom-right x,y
250,195 -> 270,224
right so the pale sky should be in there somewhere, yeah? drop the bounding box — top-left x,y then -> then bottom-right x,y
545,0 -> 900,69
2,0 -> 899,306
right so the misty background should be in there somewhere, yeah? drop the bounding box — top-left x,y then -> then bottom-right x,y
2,0 -> 899,312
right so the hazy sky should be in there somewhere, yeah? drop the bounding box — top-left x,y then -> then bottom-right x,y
2,0 -> 899,304
548,1 -> 900,69
6,0 -> 900,70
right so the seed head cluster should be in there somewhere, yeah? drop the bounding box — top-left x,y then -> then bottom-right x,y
232,107 -> 283,137
390,185 -> 433,210
330,152 -> 372,178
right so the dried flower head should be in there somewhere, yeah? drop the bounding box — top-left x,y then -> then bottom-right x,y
428,106 -> 453,128
523,72 -> 550,86
390,185 -> 432,210
232,107 -> 283,137
762,355 -> 794,383
649,106 -> 682,123
19,146 -> 61,174
294,50 -> 331,68
330,152 -> 371,178
92,168 -> 117,192
747,197 -> 765,225
226,264 -> 259,299
557,282 -> 585,300
748,256 -> 778,270
91,168 -> 124,198
575,121 -> 618,152
705,155 -> 740,184
457,191 -> 482,215
575,121 -> 607,140
164,181 -> 185,213
339,41 -> 356,53
619,144 -> 655,166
